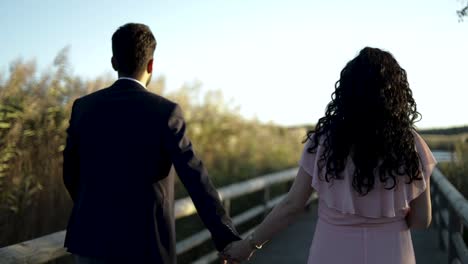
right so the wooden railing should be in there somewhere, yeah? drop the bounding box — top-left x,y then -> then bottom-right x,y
3,163 -> 464,264
431,167 -> 468,263
0,167 -> 312,264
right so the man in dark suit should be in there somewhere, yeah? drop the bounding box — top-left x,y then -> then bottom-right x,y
63,23 -> 241,264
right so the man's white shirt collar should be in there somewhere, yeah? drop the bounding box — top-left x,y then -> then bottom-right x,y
118,77 -> 146,89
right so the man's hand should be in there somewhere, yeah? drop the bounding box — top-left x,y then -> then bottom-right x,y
219,243 -> 239,264
219,240 -> 256,263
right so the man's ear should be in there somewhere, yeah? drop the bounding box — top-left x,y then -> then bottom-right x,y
111,57 -> 118,71
147,59 -> 154,74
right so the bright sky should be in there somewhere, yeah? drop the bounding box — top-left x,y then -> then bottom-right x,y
1,0 -> 467,128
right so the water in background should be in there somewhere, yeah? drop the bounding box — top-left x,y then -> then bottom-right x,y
433,151 -> 454,163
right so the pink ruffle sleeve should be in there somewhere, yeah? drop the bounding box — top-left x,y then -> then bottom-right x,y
299,132 -> 437,218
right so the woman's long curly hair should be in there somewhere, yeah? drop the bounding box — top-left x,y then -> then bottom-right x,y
306,47 -> 422,195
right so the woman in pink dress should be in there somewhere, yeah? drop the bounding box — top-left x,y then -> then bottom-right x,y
222,47 -> 436,264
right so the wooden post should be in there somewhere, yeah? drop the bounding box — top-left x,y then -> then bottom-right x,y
439,194 -> 448,251
432,186 -> 445,251
431,186 -> 438,228
263,186 -> 270,218
448,206 -> 463,263
223,199 -> 231,217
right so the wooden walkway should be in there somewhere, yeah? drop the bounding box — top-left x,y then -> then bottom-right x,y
249,204 -> 447,264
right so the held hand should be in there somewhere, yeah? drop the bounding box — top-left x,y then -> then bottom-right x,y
220,239 -> 256,263
219,243 -> 239,264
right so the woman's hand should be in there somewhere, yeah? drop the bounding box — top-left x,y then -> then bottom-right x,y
220,239 -> 256,263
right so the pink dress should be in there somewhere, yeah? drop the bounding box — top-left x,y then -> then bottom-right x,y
300,132 -> 437,264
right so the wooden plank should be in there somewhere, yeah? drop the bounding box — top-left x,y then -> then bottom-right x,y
442,229 -> 449,250
176,229 -> 211,255
452,232 -> 468,264
0,231 -> 68,264
432,168 -> 468,226
191,251 -> 220,264
174,168 -> 298,219
175,197 -> 198,219
176,194 -> 288,255
191,194 -> 318,264
218,168 -> 298,201
441,209 -> 449,228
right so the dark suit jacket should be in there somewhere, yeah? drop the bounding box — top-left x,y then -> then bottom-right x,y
63,79 -> 240,263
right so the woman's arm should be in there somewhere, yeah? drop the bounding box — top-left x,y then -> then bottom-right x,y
406,180 -> 432,229
222,167 -> 314,262
252,167 -> 314,246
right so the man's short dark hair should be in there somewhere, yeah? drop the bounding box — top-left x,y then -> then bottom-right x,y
112,23 -> 156,76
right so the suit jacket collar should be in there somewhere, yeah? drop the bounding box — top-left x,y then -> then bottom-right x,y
112,78 -> 147,91
118,77 -> 147,89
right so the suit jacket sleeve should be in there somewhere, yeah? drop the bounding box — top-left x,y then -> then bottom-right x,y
163,104 -> 241,251
63,99 -> 81,202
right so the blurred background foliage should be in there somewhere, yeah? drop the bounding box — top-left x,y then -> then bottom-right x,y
439,139 -> 468,197
419,126 -> 468,197
0,49 -> 305,247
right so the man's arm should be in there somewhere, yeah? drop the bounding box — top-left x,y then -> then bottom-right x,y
63,99 -> 81,202
163,104 -> 241,251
